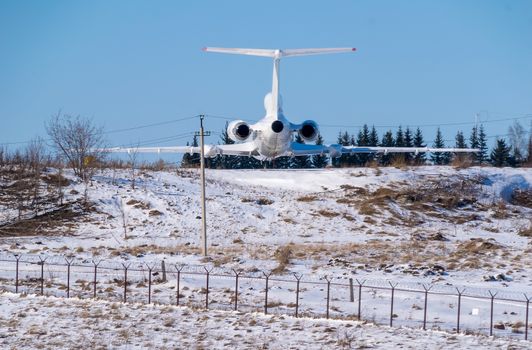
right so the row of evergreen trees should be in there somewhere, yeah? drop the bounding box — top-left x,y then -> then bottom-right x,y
181,122 -> 531,169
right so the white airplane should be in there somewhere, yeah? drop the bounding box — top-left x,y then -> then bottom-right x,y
105,47 -> 479,159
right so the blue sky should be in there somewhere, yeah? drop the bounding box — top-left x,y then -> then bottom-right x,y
1,0 -> 531,157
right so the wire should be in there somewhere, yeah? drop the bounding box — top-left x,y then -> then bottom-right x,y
104,115 -> 199,134
0,115 -> 201,146
320,114 -> 532,129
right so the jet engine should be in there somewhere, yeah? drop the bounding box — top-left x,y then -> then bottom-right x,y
227,120 -> 252,142
298,120 -> 319,142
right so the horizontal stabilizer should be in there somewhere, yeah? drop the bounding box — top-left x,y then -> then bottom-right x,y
203,47 -> 356,58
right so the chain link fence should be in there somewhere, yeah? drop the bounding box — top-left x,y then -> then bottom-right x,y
0,252 -> 529,341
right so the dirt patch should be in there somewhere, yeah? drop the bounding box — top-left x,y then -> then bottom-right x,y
511,189 -> 532,208
0,203 -> 84,237
241,197 -> 273,205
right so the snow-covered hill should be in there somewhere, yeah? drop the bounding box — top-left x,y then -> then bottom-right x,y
1,165 -> 531,345
1,166 -> 531,290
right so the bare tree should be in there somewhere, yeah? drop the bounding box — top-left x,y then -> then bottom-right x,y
46,113 -> 105,204
508,120 -> 527,163
117,197 -> 128,239
127,144 -> 140,190
25,137 -> 46,215
0,145 -> 7,167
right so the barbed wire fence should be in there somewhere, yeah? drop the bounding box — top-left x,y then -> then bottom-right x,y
0,252 -> 529,341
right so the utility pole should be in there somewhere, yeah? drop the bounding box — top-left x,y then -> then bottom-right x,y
195,115 -> 211,256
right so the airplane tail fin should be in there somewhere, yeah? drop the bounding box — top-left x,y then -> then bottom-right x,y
203,47 -> 356,119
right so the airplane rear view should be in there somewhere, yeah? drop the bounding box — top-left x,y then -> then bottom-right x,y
104,47 -> 479,160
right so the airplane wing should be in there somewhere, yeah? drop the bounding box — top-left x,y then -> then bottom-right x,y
290,142 -> 479,157
102,143 -> 258,158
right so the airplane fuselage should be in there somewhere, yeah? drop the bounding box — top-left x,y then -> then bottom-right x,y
249,114 -> 293,159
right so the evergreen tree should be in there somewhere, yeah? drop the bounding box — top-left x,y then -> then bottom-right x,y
355,124 -> 370,166
180,142 -> 192,168
431,128 -> 451,165
218,122 -> 236,169
367,125 -> 379,164
379,130 -> 394,166
453,130 -> 468,163
490,138 -> 511,167
393,126 -> 406,165
413,127 -> 426,165
333,131 -> 351,167
469,125 -> 480,165
274,156 -> 291,169
455,131 -> 467,148
395,126 -> 405,147
189,135 -> 201,167
349,133 -> 357,166
312,134 -> 329,168
404,127 -> 414,163
291,134 -> 312,168
369,126 -> 379,146
478,124 -> 488,164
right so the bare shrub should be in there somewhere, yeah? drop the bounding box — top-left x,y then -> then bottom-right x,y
452,156 -> 472,169
391,155 -> 407,169
272,245 -> 293,274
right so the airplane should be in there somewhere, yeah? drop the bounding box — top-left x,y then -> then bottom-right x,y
104,47 -> 479,160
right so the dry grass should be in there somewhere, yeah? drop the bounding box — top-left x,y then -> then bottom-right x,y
317,209 -> 340,218
297,195 -> 318,202
518,221 -> 532,237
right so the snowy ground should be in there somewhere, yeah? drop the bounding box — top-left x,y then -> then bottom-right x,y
0,166 -> 531,343
0,292 -> 530,349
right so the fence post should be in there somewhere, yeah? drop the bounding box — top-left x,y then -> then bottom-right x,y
147,264 -> 154,304
38,256 -> 47,296
525,294 -> 530,341
389,282 -> 398,327
161,260 -> 167,282
175,265 -> 184,306
488,291 -> 497,337
456,288 -> 465,334
92,260 -> 100,299
325,276 -> 331,319
356,279 -> 365,321
233,269 -> 239,311
263,271 -> 271,315
293,273 -> 302,318
65,258 -> 72,298
349,278 -> 354,302
122,263 -> 130,303
422,284 -> 432,330
15,255 -> 21,294
204,267 -> 212,309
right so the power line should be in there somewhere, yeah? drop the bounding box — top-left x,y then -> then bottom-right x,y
320,114 -> 532,129
0,115 -> 201,146
104,115 -> 199,134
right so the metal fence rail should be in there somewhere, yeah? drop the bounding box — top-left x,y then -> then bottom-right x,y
0,252 -> 529,341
